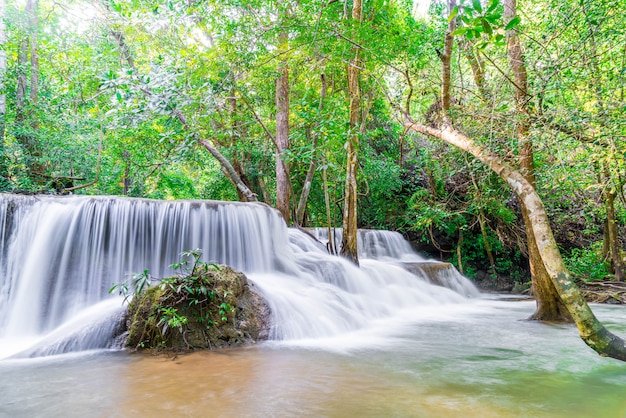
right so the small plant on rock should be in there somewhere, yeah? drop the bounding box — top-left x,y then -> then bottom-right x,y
110,249 -> 237,350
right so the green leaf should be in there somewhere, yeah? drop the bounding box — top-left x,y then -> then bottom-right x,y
485,13 -> 501,24
481,18 -> 493,35
452,27 -> 469,37
473,0 -> 483,14
448,6 -> 459,22
487,0 -> 499,13
505,16 -> 521,31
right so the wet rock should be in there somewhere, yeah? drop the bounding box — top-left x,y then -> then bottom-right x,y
125,265 -> 271,352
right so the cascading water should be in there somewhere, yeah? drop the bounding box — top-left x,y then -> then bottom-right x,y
0,194 -> 479,359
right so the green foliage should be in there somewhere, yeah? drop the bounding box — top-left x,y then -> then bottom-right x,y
451,0 -> 508,49
1,0 -> 624,285
111,249 -> 234,346
564,242 -> 611,282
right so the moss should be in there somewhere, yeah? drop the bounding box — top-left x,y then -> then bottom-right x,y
124,264 -> 270,352
127,285 -> 166,349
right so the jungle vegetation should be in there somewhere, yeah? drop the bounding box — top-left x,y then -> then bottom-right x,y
1,0 -> 625,357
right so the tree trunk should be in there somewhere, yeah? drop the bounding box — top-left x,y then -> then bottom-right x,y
0,0 -> 5,139
295,127 -> 316,226
106,18 -> 256,202
340,0 -> 362,265
477,208 -> 497,276
257,175 -> 271,204
504,0 -> 571,322
440,1 -> 455,118
322,163 -> 335,255
228,92 -> 248,202
460,40 -> 489,100
403,119 -> 626,361
603,165 -> 624,281
29,0 -> 38,105
16,29 -> 27,114
15,0 -> 43,183
198,139 -> 257,202
605,188 -> 623,281
275,29 -> 291,223
295,73 -> 327,226
0,0 -> 7,186
456,230 -> 464,274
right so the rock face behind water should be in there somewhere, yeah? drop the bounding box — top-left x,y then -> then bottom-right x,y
126,265 -> 271,351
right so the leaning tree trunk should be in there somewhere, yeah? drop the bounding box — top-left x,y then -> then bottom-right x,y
340,0 -> 362,265
504,0 -> 571,322
108,19 -> 256,202
403,119 -> 626,361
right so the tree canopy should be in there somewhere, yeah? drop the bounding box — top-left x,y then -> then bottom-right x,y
1,0 -> 625,291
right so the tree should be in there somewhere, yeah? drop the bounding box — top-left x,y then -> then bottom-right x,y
401,0 -> 626,361
503,0 -> 571,321
275,2 -> 291,223
0,0 -> 7,187
340,0 -> 363,265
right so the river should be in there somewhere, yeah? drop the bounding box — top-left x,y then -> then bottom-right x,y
1,299 -> 624,418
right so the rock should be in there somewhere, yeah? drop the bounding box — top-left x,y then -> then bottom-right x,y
125,264 -> 271,352
472,270 -> 515,292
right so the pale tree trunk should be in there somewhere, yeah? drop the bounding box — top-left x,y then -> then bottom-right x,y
16,29 -> 27,114
0,0 -> 5,139
322,161 -> 335,255
29,0 -> 38,105
403,119 -> 626,361
15,0 -> 43,182
173,107 -> 256,202
504,0 -> 571,322
295,127 -> 316,226
229,92 -> 254,202
197,138 -> 258,202
0,0 -> 7,184
340,0 -> 362,265
295,73 -> 327,226
602,165 -> 624,281
582,6 -> 623,282
275,29 -> 291,223
467,158 -> 497,276
460,40 -> 489,101
440,0 -> 455,120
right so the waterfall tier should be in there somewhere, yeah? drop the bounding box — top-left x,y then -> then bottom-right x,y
0,194 -> 479,358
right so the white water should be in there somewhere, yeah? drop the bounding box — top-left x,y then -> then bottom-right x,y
0,194 -> 478,358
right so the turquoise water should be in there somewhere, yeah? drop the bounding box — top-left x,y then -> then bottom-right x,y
1,299 -> 625,418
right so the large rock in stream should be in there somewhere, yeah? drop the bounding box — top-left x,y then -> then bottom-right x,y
126,265 -> 270,351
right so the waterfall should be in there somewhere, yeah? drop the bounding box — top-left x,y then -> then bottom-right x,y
0,194 -> 479,358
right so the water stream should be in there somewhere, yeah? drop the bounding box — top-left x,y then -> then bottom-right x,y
1,194 -> 624,416
0,300 -> 624,417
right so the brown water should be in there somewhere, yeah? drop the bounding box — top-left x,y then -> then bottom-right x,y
2,300 -> 625,418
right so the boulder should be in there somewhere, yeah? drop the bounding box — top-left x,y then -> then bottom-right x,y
125,264 -> 271,351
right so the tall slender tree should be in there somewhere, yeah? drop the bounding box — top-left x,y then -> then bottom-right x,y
275,16 -> 291,223
0,0 -> 7,187
340,0 -> 363,265
503,0 -> 571,321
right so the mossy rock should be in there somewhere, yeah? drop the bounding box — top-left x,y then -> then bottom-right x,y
126,264 -> 271,351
